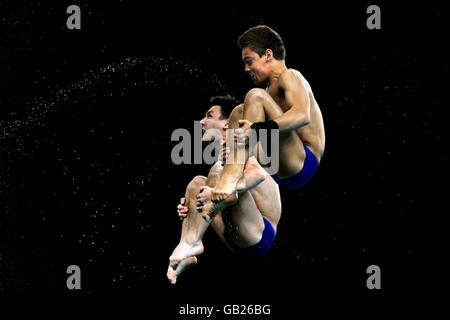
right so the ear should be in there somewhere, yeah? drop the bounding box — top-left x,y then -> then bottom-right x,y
265,49 -> 273,62
223,119 -> 229,130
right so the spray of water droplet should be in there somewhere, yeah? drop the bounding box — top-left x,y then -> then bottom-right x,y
0,55 -> 235,215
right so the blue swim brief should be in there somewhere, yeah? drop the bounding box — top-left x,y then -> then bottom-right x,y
271,146 -> 318,190
224,217 -> 275,260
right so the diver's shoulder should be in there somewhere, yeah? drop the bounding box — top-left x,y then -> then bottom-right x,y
281,68 -> 303,80
278,68 -> 305,86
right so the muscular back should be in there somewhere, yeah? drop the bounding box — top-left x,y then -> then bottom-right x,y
267,69 -> 325,163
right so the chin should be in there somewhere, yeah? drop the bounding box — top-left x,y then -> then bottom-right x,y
202,133 -> 215,142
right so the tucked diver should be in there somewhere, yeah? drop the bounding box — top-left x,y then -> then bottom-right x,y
167,96 -> 281,284
209,26 -> 325,219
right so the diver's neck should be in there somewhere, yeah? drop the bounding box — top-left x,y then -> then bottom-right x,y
268,61 -> 287,86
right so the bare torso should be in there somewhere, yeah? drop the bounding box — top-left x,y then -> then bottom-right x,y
267,68 -> 326,163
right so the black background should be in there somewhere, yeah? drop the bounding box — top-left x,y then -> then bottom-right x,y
0,0 -> 447,315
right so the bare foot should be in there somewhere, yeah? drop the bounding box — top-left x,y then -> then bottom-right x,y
212,170 -> 243,202
212,128 -> 251,202
235,157 -> 266,193
212,145 -> 247,202
169,241 -> 204,270
201,192 -> 238,222
167,256 -> 198,285
196,185 -> 238,221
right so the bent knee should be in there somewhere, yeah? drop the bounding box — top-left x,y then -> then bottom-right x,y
228,104 -> 244,129
230,104 -> 244,118
245,88 -> 268,103
189,175 -> 207,189
232,103 -> 244,114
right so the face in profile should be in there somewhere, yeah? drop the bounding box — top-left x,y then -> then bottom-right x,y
242,47 -> 270,86
200,105 -> 227,141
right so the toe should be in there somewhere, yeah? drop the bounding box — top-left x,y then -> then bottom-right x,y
167,267 -> 177,284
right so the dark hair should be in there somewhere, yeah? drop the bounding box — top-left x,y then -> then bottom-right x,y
237,25 -> 286,60
209,95 -> 240,119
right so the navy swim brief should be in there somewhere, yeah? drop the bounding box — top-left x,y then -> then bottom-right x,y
224,217 -> 275,260
271,146 -> 318,190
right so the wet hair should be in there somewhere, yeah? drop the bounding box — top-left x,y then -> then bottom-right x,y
237,25 -> 286,60
209,95 -> 241,119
